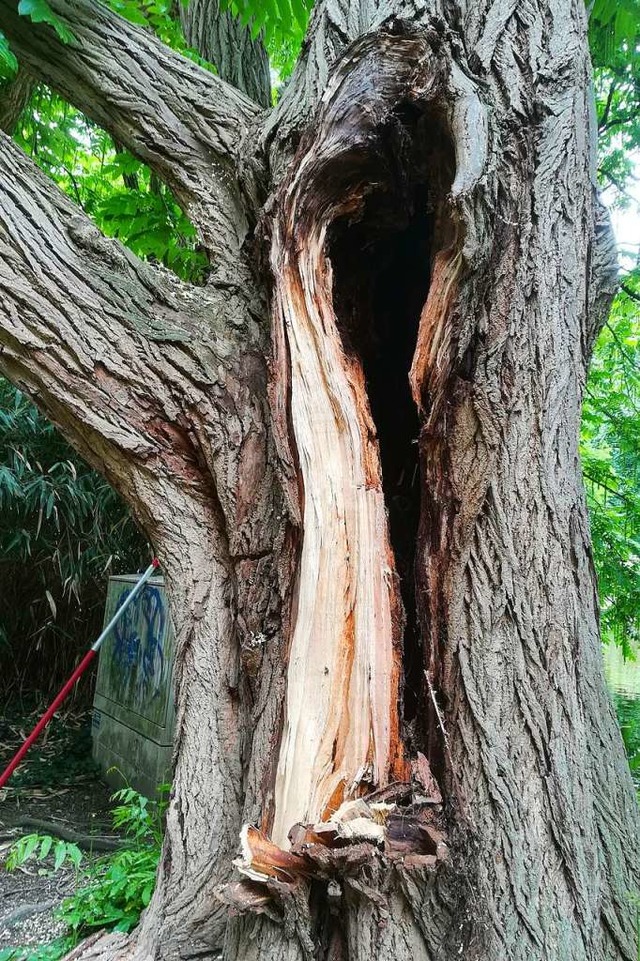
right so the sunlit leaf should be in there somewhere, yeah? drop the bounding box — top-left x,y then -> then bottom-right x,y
17,0 -> 76,43
0,31 -> 18,79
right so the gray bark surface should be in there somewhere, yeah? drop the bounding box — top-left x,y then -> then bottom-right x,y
0,0 -> 638,959
180,0 -> 271,107
0,66 -> 34,133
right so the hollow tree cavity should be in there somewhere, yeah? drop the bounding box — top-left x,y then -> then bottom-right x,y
268,31 -> 460,849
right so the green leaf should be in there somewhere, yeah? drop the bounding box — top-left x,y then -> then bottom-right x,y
289,0 -> 308,30
53,840 -> 67,871
39,835 -> 53,859
66,843 -> 83,868
0,31 -> 18,79
18,0 -> 52,20
23,834 -> 41,861
17,0 -> 76,43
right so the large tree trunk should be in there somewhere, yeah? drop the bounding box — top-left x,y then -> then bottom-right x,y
0,0 -> 638,959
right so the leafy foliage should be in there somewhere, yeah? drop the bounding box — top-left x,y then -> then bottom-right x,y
6,833 -> 83,872
581,281 -> 640,652
583,0 -> 640,655
0,31 -> 18,77
0,787 -> 167,961
589,0 -> 640,218
57,787 -> 166,935
0,0 -> 73,79
17,0 -> 75,42
0,381 -> 147,697
219,0 -> 311,77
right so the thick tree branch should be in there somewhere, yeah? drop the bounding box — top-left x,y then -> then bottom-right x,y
180,0 -> 271,108
0,0 -> 262,267
0,66 -> 34,133
0,130 -> 225,482
0,126 -> 280,569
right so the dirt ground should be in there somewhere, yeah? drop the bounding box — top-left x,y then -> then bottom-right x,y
0,707 -> 124,955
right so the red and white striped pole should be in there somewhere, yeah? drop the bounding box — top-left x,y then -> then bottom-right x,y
0,558 -> 160,790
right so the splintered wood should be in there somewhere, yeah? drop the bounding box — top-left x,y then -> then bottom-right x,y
269,218 -> 405,847
265,32 -> 445,850
223,764 -> 447,905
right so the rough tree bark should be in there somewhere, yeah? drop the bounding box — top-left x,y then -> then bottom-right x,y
179,0 -> 271,108
0,65 -> 33,133
0,0 -> 638,959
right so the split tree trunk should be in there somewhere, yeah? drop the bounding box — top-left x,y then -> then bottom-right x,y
0,0 -> 638,960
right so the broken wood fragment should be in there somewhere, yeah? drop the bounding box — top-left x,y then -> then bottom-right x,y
411,751 -> 443,804
233,825 -> 311,883
231,780 -> 447,907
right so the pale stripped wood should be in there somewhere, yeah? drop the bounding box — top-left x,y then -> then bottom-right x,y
270,220 -> 403,847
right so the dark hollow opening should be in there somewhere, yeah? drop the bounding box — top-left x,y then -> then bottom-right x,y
327,112 -> 437,728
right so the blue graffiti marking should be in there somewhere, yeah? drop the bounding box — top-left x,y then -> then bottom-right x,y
141,586 -> 165,700
111,585 -> 166,703
112,591 -> 140,669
